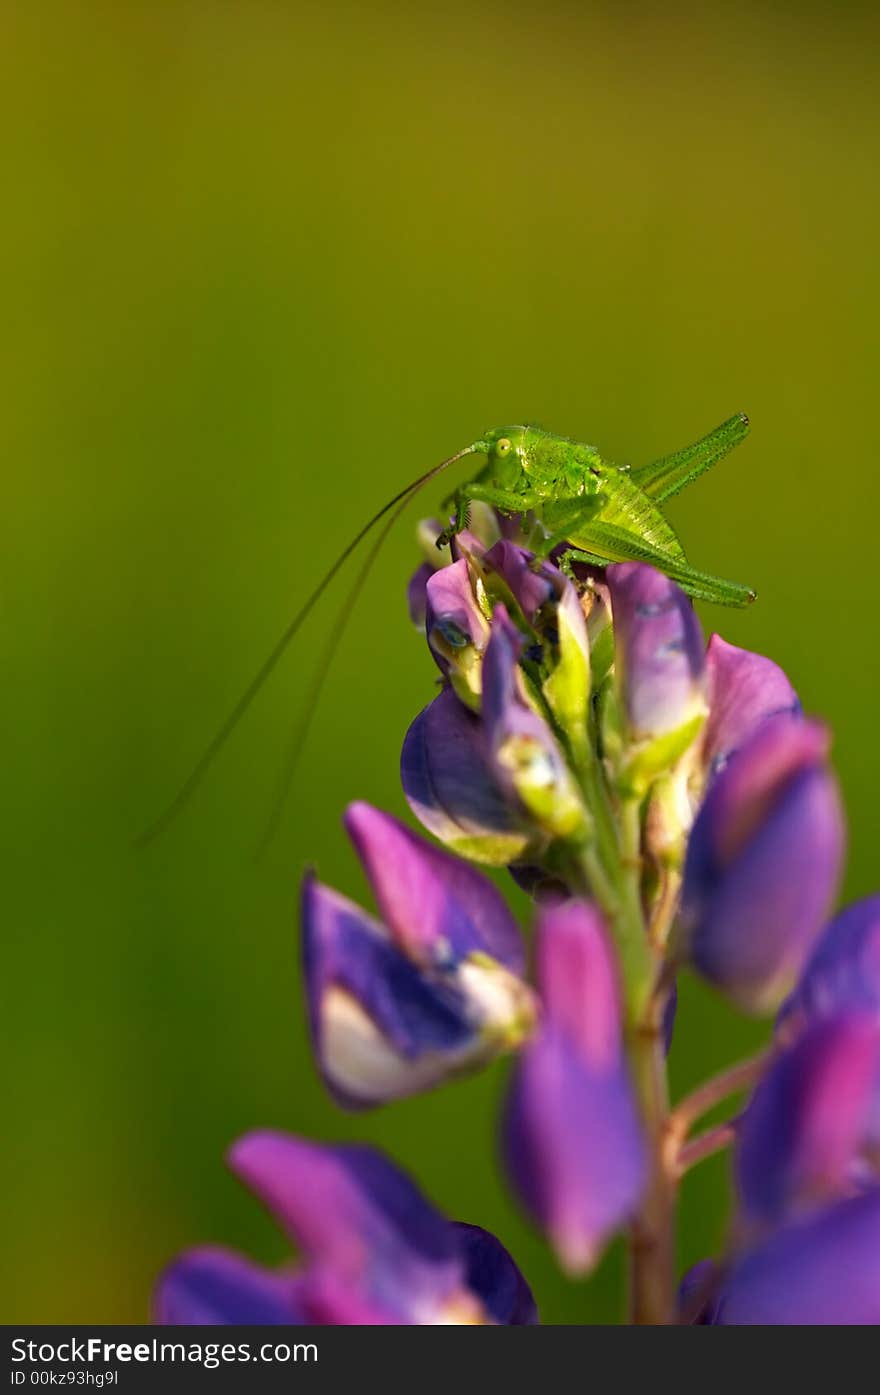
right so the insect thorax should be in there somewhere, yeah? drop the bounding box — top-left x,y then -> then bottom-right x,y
518,427 -> 603,497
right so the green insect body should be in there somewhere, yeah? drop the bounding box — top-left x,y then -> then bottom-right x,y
437,414 -> 754,607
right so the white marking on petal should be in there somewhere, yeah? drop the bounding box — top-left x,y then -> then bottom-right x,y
320,988 -> 480,1104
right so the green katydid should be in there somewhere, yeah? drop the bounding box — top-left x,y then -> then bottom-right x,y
138,412 -> 753,844
437,411 -> 754,606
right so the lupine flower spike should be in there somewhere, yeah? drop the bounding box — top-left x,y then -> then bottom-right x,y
158,435 -> 876,1326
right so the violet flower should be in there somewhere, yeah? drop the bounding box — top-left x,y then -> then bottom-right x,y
302,802 -> 536,1107
680,714 -> 845,1012
735,1014 -> 880,1228
424,558 -> 491,708
401,687 -> 536,866
156,1133 -> 537,1325
702,633 -> 800,777
707,1190 -> 880,1325
779,895 -> 880,1035
605,562 -> 707,760
481,606 -> 588,842
158,462 -> 878,1328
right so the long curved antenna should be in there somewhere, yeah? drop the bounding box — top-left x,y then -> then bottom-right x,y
255,486 -> 415,859
135,444 -> 480,845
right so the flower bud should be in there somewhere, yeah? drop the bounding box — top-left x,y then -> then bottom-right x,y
680,715 -> 845,1013
425,558 -> 491,708
703,634 -> 799,777
542,577 -> 591,766
482,607 -> 589,843
481,540 -> 556,625
707,1191 -> 880,1324
605,563 -> 707,794
401,688 -> 537,866
778,896 -> 880,1037
736,1014 -> 880,1228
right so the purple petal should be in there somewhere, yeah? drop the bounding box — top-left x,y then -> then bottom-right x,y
301,875 -> 484,1108
554,575 -> 590,668
703,634 -> 799,776
451,1223 -> 538,1325
709,1190 -> 880,1324
695,715 -> 830,868
682,716 -> 845,1013
228,1133 -> 464,1322
503,1028 -> 646,1274
736,1015 -> 880,1227
780,896 -> 880,1032
425,559 -> 490,699
502,902 -> 646,1273
606,563 -> 705,738
426,559 -> 489,645
534,900 -> 623,1071
295,1269 -> 400,1324
401,689 -> 534,866
154,1247 -> 303,1325
449,527 -> 490,563
482,540 -> 555,622
344,802 -> 526,974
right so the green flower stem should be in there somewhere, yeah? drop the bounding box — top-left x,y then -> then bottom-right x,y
617,795 -> 654,1020
562,712 -> 685,1323
569,764 -> 655,1022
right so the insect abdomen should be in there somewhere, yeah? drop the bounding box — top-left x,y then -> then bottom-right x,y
593,469 -> 686,558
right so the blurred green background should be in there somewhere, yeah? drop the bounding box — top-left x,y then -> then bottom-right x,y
3,0 -> 879,1323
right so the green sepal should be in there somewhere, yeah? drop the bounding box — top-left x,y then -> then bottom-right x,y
496,736 -> 590,842
589,622 -> 615,692
597,677 -> 625,767
543,599 -> 591,766
448,658 -> 483,711
645,770 -> 691,871
438,832 -> 536,867
618,712 -> 706,799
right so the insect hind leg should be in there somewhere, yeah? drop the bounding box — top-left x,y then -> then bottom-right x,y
561,521 -> 756,607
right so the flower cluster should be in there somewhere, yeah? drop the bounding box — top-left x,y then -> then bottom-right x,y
155,502 -> 880,1325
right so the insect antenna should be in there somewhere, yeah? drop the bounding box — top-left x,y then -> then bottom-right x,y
135,444 -> 480,846
255,486 -> 414,859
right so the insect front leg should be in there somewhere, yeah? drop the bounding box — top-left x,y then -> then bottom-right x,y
530,494 -> 607,562
436,484 -> 544,548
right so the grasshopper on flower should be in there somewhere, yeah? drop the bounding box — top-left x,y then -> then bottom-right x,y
139,413 -> 754,843
437,414 -> 754,608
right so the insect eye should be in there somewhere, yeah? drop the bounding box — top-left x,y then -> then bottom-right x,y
496,437 -> 511,455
